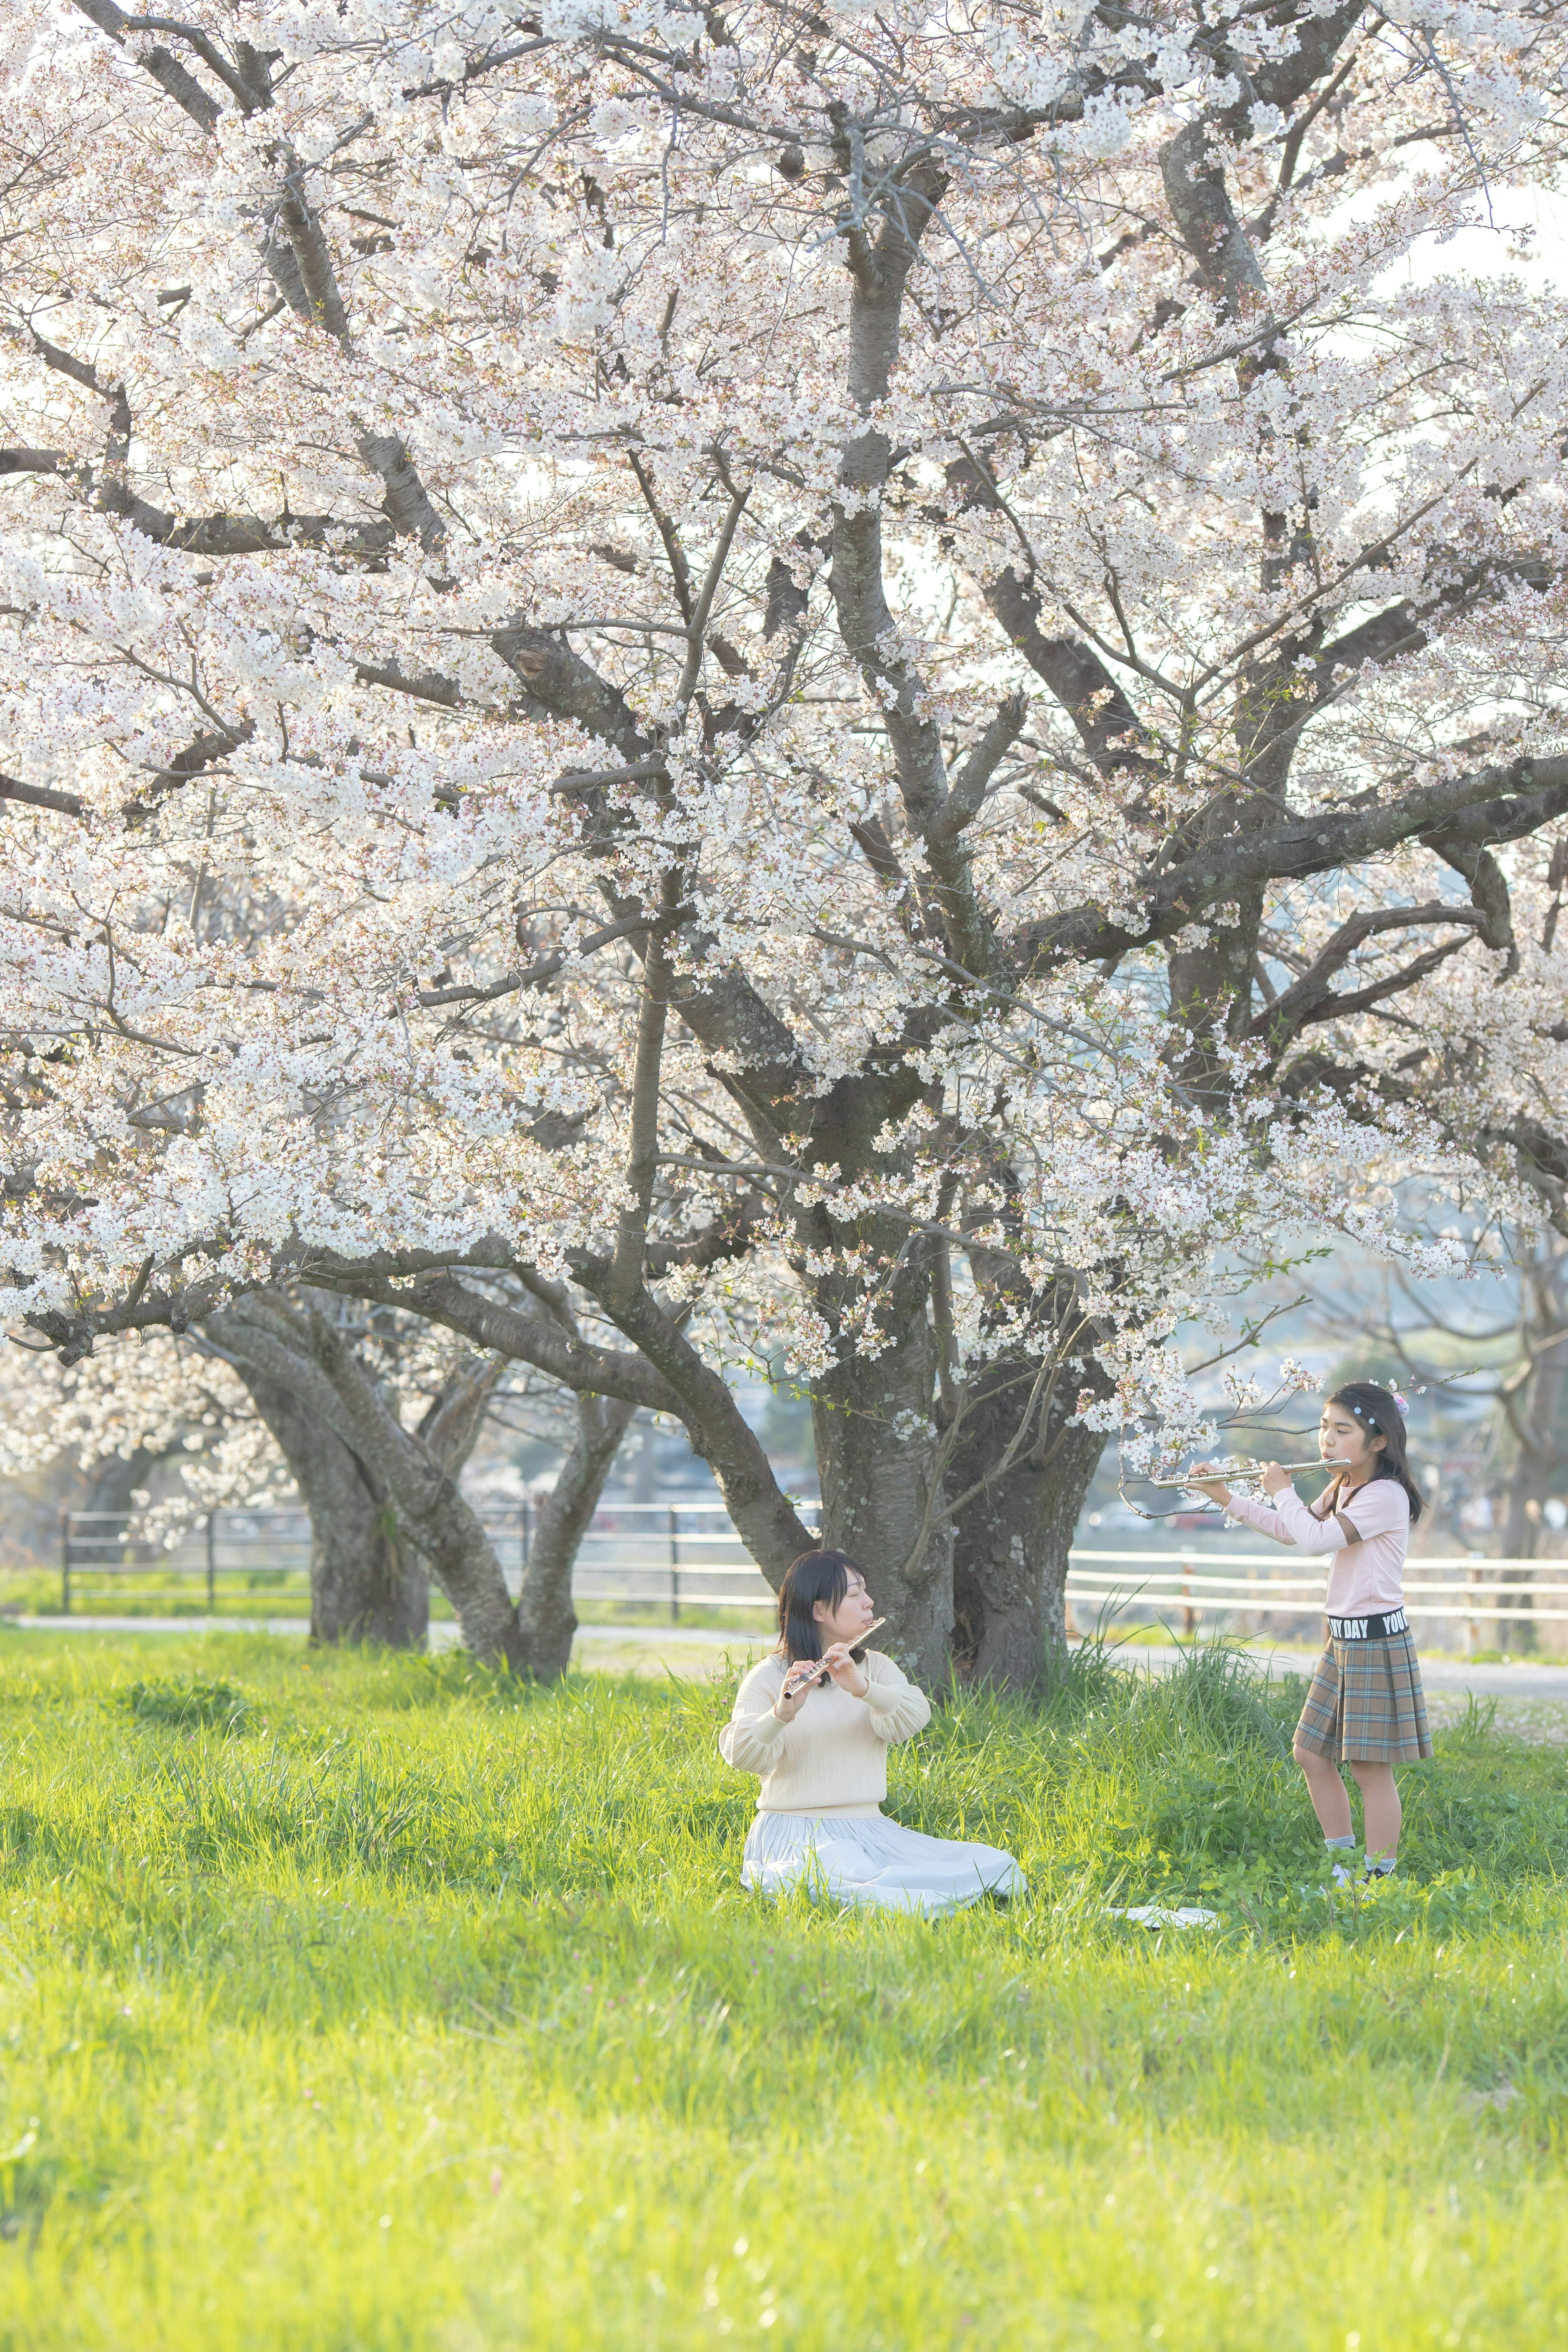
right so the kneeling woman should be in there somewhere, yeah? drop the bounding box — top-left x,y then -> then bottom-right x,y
718,1549 -> 1024,1915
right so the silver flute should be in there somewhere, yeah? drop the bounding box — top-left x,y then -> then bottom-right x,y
780,1617 -> 887,1698
1147,1457 -> 1344,1490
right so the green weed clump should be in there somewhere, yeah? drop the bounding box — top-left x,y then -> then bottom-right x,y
121,1675 -> 253,1733
0,1628 -> 1566,2351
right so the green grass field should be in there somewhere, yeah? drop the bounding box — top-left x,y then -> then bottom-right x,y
1,1631 -> 1566,2350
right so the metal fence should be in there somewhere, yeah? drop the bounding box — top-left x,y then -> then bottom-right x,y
570,1502 -> 794,1618
54,1499 -> 795,1618
59,1506 -> 315,1611
51,1507 -> 1568,1650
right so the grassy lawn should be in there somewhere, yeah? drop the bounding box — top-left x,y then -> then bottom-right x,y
0,1633 -> 1566,2348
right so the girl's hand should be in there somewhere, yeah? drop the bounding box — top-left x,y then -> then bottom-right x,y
1259,1461 -> 1291,1497
772,1669 -> 813,1722
1187,1463 -> 1232,1506
819,1642 -> 869,1699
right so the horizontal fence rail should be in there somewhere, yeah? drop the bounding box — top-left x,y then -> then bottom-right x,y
53,1500 -> 797,1619
1065,1550 -> 1568,1648
49,1509 -> 1568,1649
570,1503 -> 815,1619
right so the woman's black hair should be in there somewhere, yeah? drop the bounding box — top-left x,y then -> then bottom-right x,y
1327,1381 -> 1425,1522
776,1549 -> 869,1665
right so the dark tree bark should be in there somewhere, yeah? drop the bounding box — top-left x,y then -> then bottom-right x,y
585,1271 -> 815,1581
204,1296 -> 523,1662
948,1368 -> 1105,1686
232,1361 -> 430,1647
811,1244 -> 954,1687
518,1394 -> 638,1677
289,1310 -> 528,1668
81,1443 -> 160,1518
213,1293 -> 637,1673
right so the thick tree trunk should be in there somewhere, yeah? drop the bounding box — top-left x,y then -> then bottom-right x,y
1494,1266 -> 1568,1653
234,1364 -> 430,1647
82,1444 -> 158,1517
304,1317 -> 529,1669
517,1395 -> 637,1677
1499,1451 -> 1549,1653
948,1358 -> 1105,1688
207,1297 -> 526,1666
812,1310 -> 953,1687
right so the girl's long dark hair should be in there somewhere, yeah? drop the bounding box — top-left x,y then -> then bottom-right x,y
1328,1382 -> 1425,1523
776,1550 -> 869,1665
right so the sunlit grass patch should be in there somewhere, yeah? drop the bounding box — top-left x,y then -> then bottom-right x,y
0,1629 -> 1565,2348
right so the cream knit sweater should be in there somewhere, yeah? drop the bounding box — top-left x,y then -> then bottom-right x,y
717,1650 -> 931,1815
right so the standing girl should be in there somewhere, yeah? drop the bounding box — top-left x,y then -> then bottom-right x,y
1194,1382 -> 1430,1878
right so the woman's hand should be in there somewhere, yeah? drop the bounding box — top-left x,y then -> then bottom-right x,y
819,1642 -> 869,1699
1259,1461 -> 1291,1497
773,1645 -> 869,1717
772,1668 -> 812,1722
1186,1463 -> 1232,1507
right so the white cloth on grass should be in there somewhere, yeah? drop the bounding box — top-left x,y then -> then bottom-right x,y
741,1809 -> 1024,1915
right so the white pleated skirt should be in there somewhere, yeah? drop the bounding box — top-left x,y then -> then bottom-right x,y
741,1810 -> 1025,1916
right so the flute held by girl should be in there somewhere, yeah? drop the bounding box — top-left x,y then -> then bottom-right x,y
717,1551 -> 1025,1915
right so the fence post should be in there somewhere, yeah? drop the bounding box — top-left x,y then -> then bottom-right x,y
668,1506 -> 680,1624
206,1510 -> 217,1611
1181,1552 -> 1195,1639
60,1507 -> 70,1615
1466,1562 -> 1480,1658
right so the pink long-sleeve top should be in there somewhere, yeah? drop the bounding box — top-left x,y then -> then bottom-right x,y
1224,1475 -> 1410,1617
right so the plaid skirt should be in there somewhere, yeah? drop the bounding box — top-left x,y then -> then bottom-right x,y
1295,1625 -> 1432,1764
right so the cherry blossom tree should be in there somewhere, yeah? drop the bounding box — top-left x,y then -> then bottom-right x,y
200,1287 -> 635,1664
0,1323 -> 271,1534
4,0 -> 1568,1684
0,1295 -> 629,1664
200,1296 -> 500,1646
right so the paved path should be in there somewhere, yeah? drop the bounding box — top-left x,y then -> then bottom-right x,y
8,1616 -> 1568,1696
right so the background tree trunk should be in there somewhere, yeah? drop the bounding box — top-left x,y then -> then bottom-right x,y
81,1444 -> 160,1519
205,1296 -> 527,1663
301,1314 -> 528,1669
811,1306 -> 953,1685
947,1360 -> 1106,1687
517,1395 -> 638,1677
230,1363 -> 431,1647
